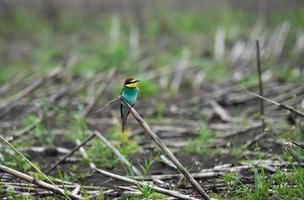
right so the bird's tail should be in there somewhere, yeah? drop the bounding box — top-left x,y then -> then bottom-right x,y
121,119 -> 126,133
121,113 -> 128,133
121,104 -> 130,133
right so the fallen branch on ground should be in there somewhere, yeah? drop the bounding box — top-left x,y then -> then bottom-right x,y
0,135 -> 75,199
0,164 -> 82,200
92,167 -> 201,200
244,88 -> 304,118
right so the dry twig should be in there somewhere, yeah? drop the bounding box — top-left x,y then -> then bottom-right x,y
46,133 -> 96,174
256,40 -> 266,130
93,167 -> 200,200
95,96 -> 121,113
244,89 -> 304,118
120,97 -> 210,200
0,164 -> 82,199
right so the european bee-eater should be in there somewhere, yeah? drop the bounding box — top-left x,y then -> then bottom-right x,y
120,78 -> 140,132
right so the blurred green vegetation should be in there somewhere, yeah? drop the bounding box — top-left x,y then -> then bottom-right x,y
1,6 -> 304,84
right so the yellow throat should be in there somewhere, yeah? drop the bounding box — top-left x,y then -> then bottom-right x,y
126,82 -> 138,88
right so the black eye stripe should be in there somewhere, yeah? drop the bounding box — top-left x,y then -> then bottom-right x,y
126,79 -> 136,84
125,78 -> 138,84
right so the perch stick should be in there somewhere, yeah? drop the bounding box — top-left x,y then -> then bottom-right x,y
120,97 -> 210,200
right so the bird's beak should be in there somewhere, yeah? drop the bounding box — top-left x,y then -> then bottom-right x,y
134,79 -> 140,83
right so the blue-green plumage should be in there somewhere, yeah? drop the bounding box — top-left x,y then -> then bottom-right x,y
120,79 -> 139,132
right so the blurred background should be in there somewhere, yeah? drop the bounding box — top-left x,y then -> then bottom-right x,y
1,1 -> 304,199
0,0 -> 303,82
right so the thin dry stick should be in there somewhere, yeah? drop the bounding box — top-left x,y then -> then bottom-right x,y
94,130 -> 142,176
244,89 -> 304,118
46,133 -> 96,174
243,132 -> 267,149
76,139 -> 96,169
0,164 -> 82,200
256,40 -> 266,130
120,97 -> 210,200
93,167 -> 200,200
84,69 -> 117,116
95,96 -> 121,113
160,154 -> 178,170
0,135 -> 73,200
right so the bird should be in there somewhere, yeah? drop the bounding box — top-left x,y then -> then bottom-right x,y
120,77 -> 140,133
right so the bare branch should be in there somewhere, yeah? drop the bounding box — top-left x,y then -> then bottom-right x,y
46,133 -> 95,174
120,97 -> 210,200
244,88 -> 304,118
95,96 -> 121,113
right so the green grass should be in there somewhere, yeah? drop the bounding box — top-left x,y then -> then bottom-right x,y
1,6 -> 303,82
219,165 -> 304,199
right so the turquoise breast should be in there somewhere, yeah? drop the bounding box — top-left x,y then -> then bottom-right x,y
121,87 -> 138,105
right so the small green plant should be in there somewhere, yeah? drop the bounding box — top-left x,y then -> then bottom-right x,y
136,184 -> 164,200
96,190 -> 104,200
252,167 -> 270,199
140,152 -> 160,177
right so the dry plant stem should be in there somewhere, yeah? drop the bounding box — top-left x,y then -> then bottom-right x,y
120,97 -> 210,200
133,171 -> 223,181
96,96 -> 121,113
0,135 -> 72,200
209,100 -> 232,122
46,133 -> 96,174
245,89 -> 304,118
76,139 -> 96,169
256,40 -> 265,130
243,132 -> 268,149
94,130 -> 142,176
160,154 -> 178,170
93,167 -> 200,200
0,164 -> 82,200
